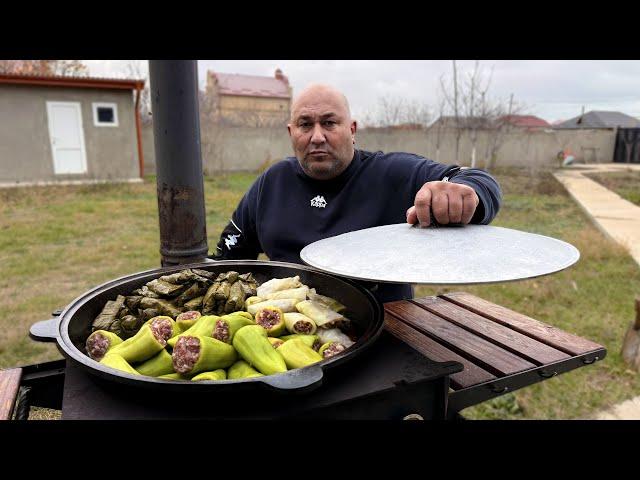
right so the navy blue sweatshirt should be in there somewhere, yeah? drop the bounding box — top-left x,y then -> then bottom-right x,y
212,149 -> 502,303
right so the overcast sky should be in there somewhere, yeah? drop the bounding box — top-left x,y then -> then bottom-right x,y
83,60 -> 640,124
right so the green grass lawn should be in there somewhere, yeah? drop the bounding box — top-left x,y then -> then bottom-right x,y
584,170 -> 640,207
1,167 -> 640,419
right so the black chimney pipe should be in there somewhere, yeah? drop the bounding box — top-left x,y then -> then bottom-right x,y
148,60 -> 209,267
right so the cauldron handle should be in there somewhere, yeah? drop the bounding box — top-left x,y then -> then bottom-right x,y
29,317 -> 60,343
259,364 -> 324,391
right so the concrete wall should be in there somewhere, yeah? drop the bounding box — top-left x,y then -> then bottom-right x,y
141,122 -> 617,175
357,127 -> 616,170
200,122 -> 291,174
0,84 -> 139,184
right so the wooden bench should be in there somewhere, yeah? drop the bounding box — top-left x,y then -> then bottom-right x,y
384,292 -> 606,418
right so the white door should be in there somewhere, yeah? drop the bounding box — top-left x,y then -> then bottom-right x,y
46,102 -> 88,174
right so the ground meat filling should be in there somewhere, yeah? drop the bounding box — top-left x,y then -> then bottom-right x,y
150,318 -> 173,347
322,342 -> 346,359
294,321 -> 313,334
177,311 -> 201,322
256,309 -> 282,330
213,320 -> 230,343
86,333 -> 110,361
173,336 -> 201,374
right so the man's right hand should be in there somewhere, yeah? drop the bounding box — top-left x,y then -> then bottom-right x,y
406,181 -> 479,227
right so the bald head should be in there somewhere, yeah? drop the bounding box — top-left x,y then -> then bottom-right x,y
290,84 -> 352,123
287,83 -> 358,180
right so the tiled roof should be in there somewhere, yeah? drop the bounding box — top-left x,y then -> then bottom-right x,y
431,116 -> 495,128
553,111 -> 640,129
209,71 -> 290,99
0,73 -> 144,90
500,115 -> 551,128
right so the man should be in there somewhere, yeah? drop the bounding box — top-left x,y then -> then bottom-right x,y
212,84 -> 502,303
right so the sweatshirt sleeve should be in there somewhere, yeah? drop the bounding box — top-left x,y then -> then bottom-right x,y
210,176 -> 264,260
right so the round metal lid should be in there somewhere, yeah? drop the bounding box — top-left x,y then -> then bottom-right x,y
299,223 -> 580,285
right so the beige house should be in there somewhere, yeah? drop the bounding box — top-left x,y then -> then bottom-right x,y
204,69 -> 292,127
0,73 -> 144,186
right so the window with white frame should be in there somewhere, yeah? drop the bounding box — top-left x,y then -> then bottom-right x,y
92,102 -> 119,127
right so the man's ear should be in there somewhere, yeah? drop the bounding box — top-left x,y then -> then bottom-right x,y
351,120 -> 357,143
287,124 -> 292,136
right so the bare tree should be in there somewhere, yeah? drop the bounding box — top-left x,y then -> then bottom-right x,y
361,95 -> 431,128
120,60 -> 152,124
439,61 -> 462,163
432,87 -> 447,162
453,60 -> 460,163
0,60 -> 88,76
459,61 -> 496,168
49,60 -> 89,76
484,94 -> 529,171
0,60 -> 22,73
403,101 -> 432,127
381,96 -> 405,126
440,60 -> 527,170
441,61 -> 496,168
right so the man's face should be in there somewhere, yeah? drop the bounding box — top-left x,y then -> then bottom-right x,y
288,88 -> 357,180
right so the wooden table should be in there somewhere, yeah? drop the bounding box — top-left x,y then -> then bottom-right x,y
1,292 -> 607,420
384,292 -> 606,417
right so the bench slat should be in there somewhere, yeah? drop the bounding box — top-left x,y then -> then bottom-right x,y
0,368 -> 22,421
440,292 -> 604,355
384,313 -> 496,389
385,301 -> 536,376
413,297 -> 571,365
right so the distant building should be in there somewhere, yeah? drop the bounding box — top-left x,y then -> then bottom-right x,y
553,111 -> 640,129
204,69 -> 292,127
389,123 -> 427,130
0,73 -> 145,186
362,123 -> 426,131
429,115 -> 551,131
499,114 -> 551,130
428,116 -> 495,130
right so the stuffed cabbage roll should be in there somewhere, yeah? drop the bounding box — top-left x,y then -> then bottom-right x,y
265,286 -> 309,302
295,300 -> 348,329
246,298 -> 298,315
316,328 -> 355,348
307,289 -> 347,313
256,276 -> 302,298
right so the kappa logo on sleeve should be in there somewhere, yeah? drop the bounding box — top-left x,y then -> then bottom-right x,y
225,234 -> 241,250
310,195 -> 327,208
